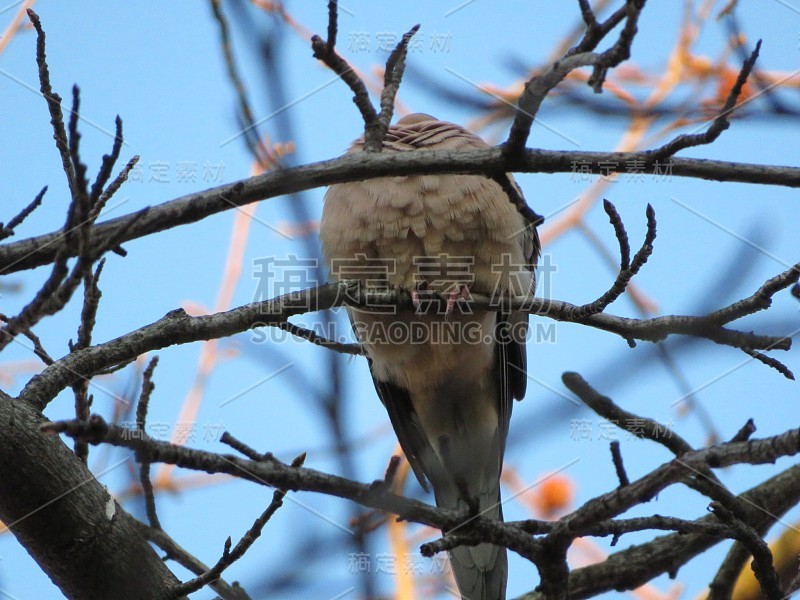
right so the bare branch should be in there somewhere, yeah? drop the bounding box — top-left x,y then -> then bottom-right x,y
371,24 -> 420,151
0,205 -> 146,354
741,347 -> 795,380
71,258 -> 105,462
91,155 -> 139,223
221,431 -> 275,462
0,186 -> 47,240
136,357 -> 162,530
707,263 -> 800,325
562,372 -> 755,520
709,502 -> 783,599
0,13 -> 140,357
728,419 -> 757,443
27,10 -> 79,201
172,478 -> 286,598
602,198 -> 631,270
90,115 -> 125,202
171,451 -> 305,598
138,522 -> 252,600
2,148 -> 800,276
310,2 -> 379,140
505,0 -> 645,154
0,318 -> 55,364
38,413 -> 800,596
517,464 -> 800,600
275,320 -> 362,355
42,415 -> 544,562
652,41 -> 762,160
609,441 -> 629,487
18,267 -> 799,410
564,202 -> 655,319
569,1 -> 639,58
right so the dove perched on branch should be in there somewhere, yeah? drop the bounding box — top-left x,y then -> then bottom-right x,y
321,113 -> 539,600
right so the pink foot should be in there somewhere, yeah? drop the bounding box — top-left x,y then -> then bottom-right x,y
445,285 -> 470,316
410,288 -> 422,312
407,281 -> 429,313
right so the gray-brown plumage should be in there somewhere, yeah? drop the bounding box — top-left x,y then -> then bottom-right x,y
320,114 -> 539,600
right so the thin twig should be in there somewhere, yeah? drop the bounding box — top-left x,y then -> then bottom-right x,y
27,10 -> 78,200
368,24 -> 420,151
0,186 -> 47,240
75,259 -> 104,351
562,372 -> 753,521
569,2 -> 632,57
564,203 -> 656,319
208,0 -> 277,168
220,431 -> 273,462
138,521 -> 252,600
89,116 -> 124,203
602,199 -> 630,270
728,419 -> 756,444
709,502 -> 784,599
91,156 -> 140,222
585,0 -> 645,93
17,325 -> 54,364
383,455 -> 401,488
651,41 -> 762,160
505,0 -> 645,154
310,2 -> 378,137
275,319 -> 362,355
170,452 -> 306,598
67,85 -> 90,213
39,412 -> 800,583
71,259 -> 105,463
137,357 -> 161,530
609,441 -> 629,487
706,263 -> 800,325
741,347 -> 794,380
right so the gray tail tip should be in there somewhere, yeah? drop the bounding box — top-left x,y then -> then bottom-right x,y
449,544 -> 508,600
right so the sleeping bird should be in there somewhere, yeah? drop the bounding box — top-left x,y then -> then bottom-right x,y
320,113 -> 539,600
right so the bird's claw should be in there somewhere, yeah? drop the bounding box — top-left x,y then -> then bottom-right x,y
409,281 -> 432,314
445,285 -> 470,316
406,283 -> 470,315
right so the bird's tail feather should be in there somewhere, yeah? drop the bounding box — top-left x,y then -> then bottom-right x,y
435,481 -> 507,600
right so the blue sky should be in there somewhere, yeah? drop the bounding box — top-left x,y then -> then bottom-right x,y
1,1 -> 799,598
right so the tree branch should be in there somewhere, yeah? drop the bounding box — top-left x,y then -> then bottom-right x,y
17,264 -> 798,411
2,149 -> 799,276
505,0 -> 645,154
39,412 -> 800,599
0,391 -> 183,600
515,463 -> 800,600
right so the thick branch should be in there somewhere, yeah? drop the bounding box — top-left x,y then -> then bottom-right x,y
0,391 -> 182,600
42,414 -> 800,598
2,149 -> 799,275
17,277 -> 796,410
44,416 -> 542,562
515,464 -> 800,600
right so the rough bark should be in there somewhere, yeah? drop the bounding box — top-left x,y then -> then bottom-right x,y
0,391 -> 183,600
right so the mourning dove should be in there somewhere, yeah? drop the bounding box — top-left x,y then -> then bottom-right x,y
320,113 -> 539,600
